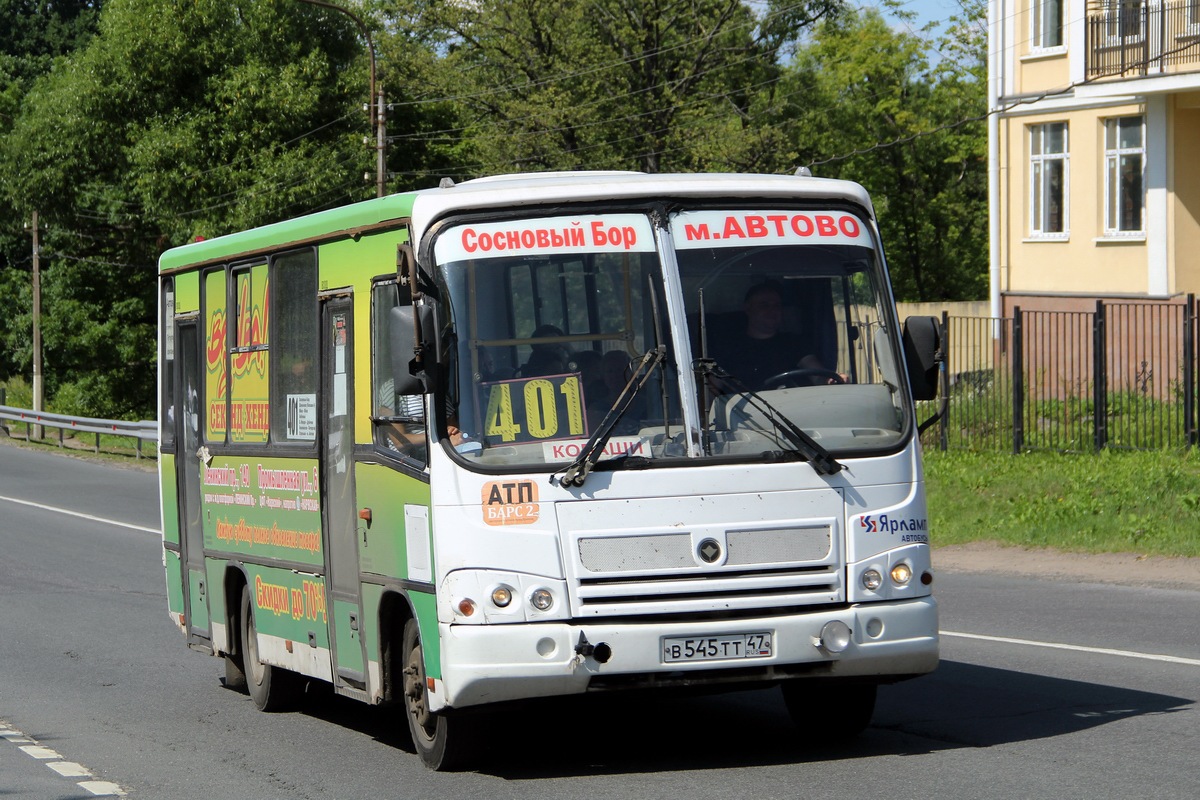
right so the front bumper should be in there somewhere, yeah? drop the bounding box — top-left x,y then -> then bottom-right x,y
439,596 -> 938,708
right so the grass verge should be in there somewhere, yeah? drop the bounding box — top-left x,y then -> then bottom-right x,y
925,448 -> 1200,558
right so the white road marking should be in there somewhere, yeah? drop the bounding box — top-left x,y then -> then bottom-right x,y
0,493 -> 159,534
20,745 -> 62,759
1,720 -> 127,797
79,780 -> 126,796
49,761 -> 93,777
942,630 -> 1200,667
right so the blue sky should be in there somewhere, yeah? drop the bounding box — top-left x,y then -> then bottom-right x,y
879,0 -> 968,30
868,0 -> 969,36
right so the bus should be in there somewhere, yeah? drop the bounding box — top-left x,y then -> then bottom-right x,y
158,171 -> 942,769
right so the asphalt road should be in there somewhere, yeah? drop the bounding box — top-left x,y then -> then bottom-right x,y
0,440 -> 1196,799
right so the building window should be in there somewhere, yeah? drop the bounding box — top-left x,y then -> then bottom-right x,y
1104,116 -> 1144,235
1106,0 -> 1144,41
1033,0 -> 1064,48
1030,122 -> 1068,237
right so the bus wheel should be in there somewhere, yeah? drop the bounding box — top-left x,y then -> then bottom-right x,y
782,681 -> 876,744
401,618 -> 471,770
240,585 -> 298,712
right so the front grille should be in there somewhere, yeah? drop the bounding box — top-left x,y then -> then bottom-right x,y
578,533 -> 696,572
569,526 -> 841,617
726,526 -> 830,565
560,489 -> 845,619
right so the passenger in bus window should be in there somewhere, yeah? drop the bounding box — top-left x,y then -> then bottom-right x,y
570,349 -> 602,393
585,350 -> 644,432
375,379 -> 476,457
374,378 -> 429,461
707,280 -> 841,391
518,324 -> 570,377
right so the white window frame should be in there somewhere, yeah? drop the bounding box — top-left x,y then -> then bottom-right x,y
1103,115 -> 1145,236
1032,0 -> 1066,50
1030,122 -> 1070,239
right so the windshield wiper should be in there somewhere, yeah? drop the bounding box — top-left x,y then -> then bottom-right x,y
696,360 -> 843,476
557,345 -> 666,488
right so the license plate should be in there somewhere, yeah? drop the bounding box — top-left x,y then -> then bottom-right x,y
662,632 -> 773,663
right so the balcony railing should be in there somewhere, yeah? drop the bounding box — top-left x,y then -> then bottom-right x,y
1086,0 -> 1200,78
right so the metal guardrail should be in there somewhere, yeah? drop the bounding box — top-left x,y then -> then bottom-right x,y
0,404 -> 157,459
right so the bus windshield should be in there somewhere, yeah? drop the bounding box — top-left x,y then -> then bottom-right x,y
674,208 -> 907,457
436,213 -> 684,469
435,207 -> 908,470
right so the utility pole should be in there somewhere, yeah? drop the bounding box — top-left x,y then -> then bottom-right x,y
295,0 -> 386,197
376,86 -> 387,199
29,210 -> 43,440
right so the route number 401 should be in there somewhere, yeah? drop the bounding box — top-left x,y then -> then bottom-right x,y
484,375 -> 586,443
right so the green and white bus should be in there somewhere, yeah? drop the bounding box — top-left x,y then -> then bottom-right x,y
158,171 -> 942,769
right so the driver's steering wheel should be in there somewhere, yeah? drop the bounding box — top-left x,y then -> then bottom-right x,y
762,368 -> 845,390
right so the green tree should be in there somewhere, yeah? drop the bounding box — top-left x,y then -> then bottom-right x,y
0,0 -> 381,417
376,0 -> 843,177
781,4 -> 988,302
0,1 -> 103,388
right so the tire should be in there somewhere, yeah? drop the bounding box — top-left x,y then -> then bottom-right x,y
240,585 -> 298,712
782,681 -> 876,744
401,618 -> 473,770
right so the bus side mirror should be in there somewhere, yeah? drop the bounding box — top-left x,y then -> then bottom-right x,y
389,304 -> 437,395
903,315 -> 941,402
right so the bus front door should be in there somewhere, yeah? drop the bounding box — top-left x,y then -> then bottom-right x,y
321,297 -> 369,691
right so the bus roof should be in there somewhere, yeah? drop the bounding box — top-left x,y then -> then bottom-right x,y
158,172 -> 874,273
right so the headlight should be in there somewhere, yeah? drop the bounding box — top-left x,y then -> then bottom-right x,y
491,585 -> 514,608
861,569 -> 883,591
891,563 -> 913,586
530,588 -> 554,611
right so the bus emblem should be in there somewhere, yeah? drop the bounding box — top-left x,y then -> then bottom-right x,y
697,538 -> 722,564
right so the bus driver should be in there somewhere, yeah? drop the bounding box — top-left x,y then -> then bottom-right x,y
707,280 -> 839,391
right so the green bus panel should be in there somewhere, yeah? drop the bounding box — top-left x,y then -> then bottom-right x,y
355,585 -> 441,685
361,583 -> 385,681
164,549 -> 184,619
203,557 -> 230,639
174,270 -> 200,314
333,598 -> 364,676
160,454 -> 179,546
317,227 -> 411,446
159,193 -> 417,273
200,455 -> 323,568
412,591 -> 440,681
188,568 -> 210,632
354,462 -> 433,579
242,563 -> 330,650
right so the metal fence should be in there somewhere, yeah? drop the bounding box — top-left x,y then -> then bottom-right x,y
5,296 -> 1196,458
921,296 -> 1197,452
0,402 -> 157,458
1086,0 -> 1200,79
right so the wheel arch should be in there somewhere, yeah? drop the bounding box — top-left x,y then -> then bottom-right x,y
377,587 -> 417,706
222,563 -> 251,658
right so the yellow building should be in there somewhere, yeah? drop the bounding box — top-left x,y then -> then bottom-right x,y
989,0 -> 1200,315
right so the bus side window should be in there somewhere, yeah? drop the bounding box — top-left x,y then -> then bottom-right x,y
372,280 -> 428,465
